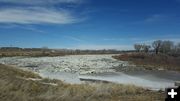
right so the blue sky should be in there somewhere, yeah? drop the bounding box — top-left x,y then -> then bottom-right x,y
0,0 -> 180,50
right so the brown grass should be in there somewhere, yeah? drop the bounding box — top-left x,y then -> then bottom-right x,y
113,53 -> 180,71
0,64 -> 165,101
0,51 -> 66,57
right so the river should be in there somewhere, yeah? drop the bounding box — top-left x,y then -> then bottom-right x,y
0,54 -> 179,90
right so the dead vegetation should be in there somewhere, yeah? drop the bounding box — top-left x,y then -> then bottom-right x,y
0,47 -> 125,57
0,64 -> 165,101
113,53 -> 180,71
0,51 -> 66,57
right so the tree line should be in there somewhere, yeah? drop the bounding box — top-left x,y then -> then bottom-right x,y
134,40 -> 180,55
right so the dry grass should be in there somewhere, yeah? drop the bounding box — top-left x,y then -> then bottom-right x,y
0,51 -> 65,57
113,53 -> 180,71
0,64 -> 165,101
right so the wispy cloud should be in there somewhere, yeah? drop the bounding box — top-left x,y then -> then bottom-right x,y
131,14 -> 172,25
137,38 -> 180,44
145,14 -> 166,22
0,0 -> 81,5
64,36 -> 83,42
103,38 -> 140,41
0,24 -> 46,33
0,7 -> 78,24
19,26 -> 47,34
0,0 -> 84,24
103,38 -> 123,41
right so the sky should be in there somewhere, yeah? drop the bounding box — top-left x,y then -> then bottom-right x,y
0,0 -> 180,50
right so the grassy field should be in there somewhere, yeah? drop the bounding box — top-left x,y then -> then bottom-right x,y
0,51 -> 66,57
113,53 -> 180,71
0,64 -> 165,101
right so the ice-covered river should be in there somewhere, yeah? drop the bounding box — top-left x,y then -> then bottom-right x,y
0,54 -> 179,90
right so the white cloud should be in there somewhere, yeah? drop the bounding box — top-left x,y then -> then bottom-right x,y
131,14 -> 171,25
137,38 -> 180,44
103,38 -> 123,41
145,14 -> 165,22
0,24 -> 46,33
0,7 -> 77,24
103,38 -> 140,41
64,36 -> 83,42
0,0 -> 81,5
73,44 -> 133,50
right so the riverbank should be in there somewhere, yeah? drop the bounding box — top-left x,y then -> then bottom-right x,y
113,53 -> 180,72
0,51 -> 66,57
0,48 -> 123,57
0,64 -> 165,101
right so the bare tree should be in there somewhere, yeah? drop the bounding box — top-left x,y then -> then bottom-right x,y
152,40 -> 162,54
160,41 -> 174,54
170,43 -> 180,56
177,43 -> 180,49
134,44 -> 142,52
177,43 -> 180,54
142,44 -> 151,53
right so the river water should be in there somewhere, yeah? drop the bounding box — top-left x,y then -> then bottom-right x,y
0,54 -> 179,90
